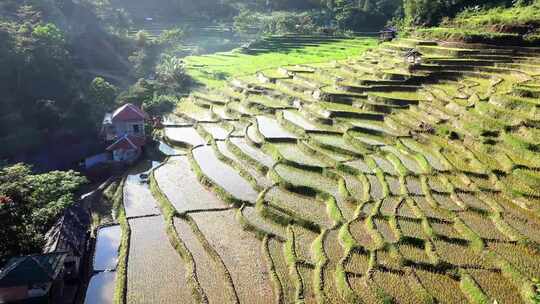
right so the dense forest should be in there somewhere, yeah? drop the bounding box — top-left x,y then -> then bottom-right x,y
1,0 -> 540,264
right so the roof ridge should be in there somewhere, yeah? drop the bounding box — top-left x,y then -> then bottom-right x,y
112,103 -> 146,121
124,135 -> 138,150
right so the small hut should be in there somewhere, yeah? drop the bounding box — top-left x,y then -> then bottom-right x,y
379,27 -> 397,43
405,48 -> 423,65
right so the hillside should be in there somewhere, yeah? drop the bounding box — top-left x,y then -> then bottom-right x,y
112,34 -> 540,303
411,0 -> 540,45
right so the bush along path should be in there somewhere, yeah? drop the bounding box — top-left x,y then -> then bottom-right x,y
114,36 -> 540,304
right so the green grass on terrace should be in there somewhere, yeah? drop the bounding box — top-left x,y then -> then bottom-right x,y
184,37 -> 377,88
415,27 -> 521,42
452,2 -> 540,28
413,2 -> 540,44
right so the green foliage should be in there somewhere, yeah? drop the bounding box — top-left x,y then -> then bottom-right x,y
117,78 -> 154,106
459,272 -> 490,304
233,0 -> 401,34
156,55 -> 192,91
143,94 -> 179,116
129,48 -> 154,77
403,0 -> 514,26
453,1 -> 540,27
411,0 -> 540,44
234,10 -> 320,35
114,200 -> 130,304
415,27 -> 521,43
0,163 -> 87,263
157,27 -> 186,47
82,0 -> 132,33
32,23 -> 65,44
89,77 -> 118,109
0,2 -> 131,158
333,0 -> 400,30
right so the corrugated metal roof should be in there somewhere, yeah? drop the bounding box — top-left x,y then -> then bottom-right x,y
43,203 -> 90,256
0,253 -> 67,287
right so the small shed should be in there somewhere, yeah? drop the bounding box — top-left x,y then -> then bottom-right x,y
0,253 -> 67,304
379,27 -> 397,42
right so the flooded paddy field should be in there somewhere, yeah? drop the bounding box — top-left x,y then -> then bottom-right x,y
192,145 -> 259,203
154,156 -> 230,213
123,173 -> 161,218
190,210 -> 274,303
93,225 -> 122,271
127,216 -> 192,304
84,272 -> 116,304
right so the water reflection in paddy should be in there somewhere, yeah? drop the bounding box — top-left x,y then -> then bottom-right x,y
93,225 -> 122,271
165,127 -> 206,147
192,146 -> 258,202
84,272 -> 116,304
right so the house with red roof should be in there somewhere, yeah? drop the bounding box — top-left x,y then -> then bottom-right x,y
101,104 -> 148,163
106,134 -> 146,162
102,103 -> 148,140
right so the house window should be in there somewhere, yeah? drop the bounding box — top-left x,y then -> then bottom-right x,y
133,124 -> 140,134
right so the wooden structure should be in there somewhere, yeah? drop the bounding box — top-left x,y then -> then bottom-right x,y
405,48 -> 423,65
379,27 -> 397,42
0,253 -> 67,304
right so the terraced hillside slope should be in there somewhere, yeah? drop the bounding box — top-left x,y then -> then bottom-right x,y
184,35 -> 376,88
145,38 -> 540,303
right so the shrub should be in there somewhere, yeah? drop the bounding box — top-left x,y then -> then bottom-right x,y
452,1 -> 540,29
234,10 -> 321,35
143,94 -> 179,116
403,0 -> 514,26
155,55 -> 192,91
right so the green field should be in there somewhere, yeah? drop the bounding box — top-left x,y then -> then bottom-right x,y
184,35 -> 377,88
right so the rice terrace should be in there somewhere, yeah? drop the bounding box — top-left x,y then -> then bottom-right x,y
150,35 -> 540,303
1,1 -> 540,304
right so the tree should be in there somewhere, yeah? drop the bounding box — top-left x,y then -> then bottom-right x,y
143,94 -> 178,116
157,27 -> 185,48
0,1 -> 135,158
0,163 -> 87,264
88,77 -> 118,109
135,30 -> 149,48
32,23 -> 65,45
116,78 -> 155,106
156,55 -> 191,90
